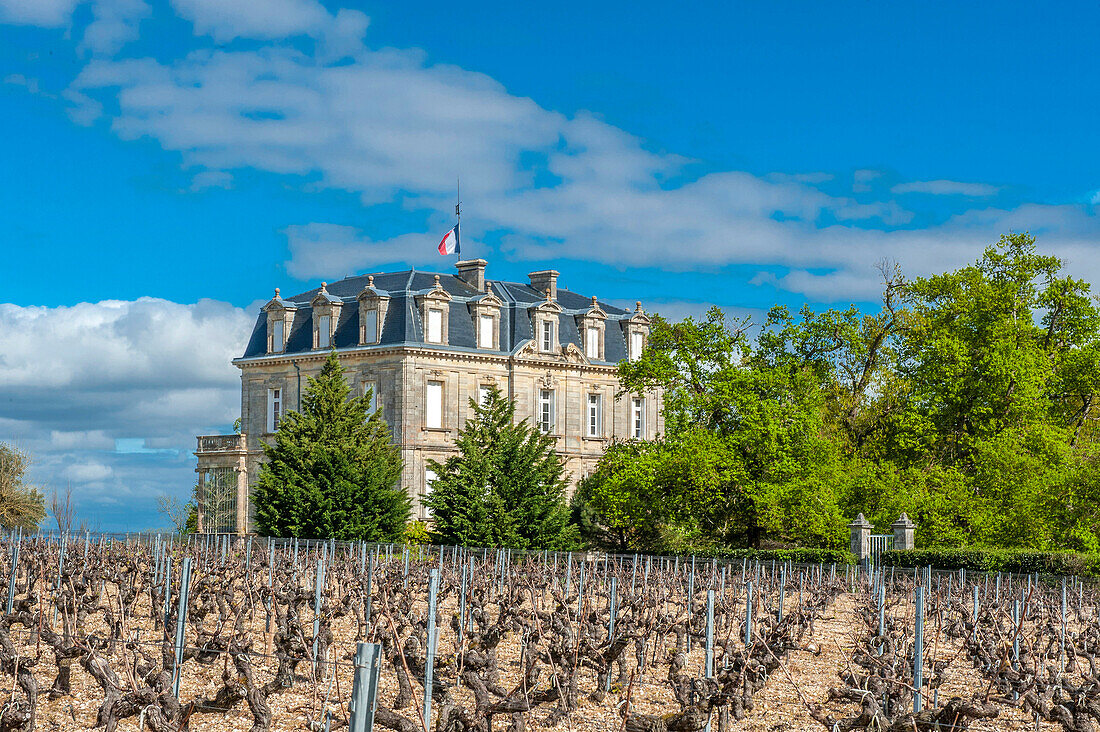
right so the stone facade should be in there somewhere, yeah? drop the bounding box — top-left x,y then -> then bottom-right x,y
195,259 -> 661,534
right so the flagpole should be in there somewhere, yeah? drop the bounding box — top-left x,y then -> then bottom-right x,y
455,176 -> 462,257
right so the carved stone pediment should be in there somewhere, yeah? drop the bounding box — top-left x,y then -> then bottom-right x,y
562,343 -> 589,364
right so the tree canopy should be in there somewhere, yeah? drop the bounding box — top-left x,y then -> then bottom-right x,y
0,443 -> 46,532
580,233 -> 1100,553
425,385 -> 579,550
252,351 -> 409,540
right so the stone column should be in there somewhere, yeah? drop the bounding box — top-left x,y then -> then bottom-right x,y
848,513 -> 873,560
892,513 -> 916,551
195,469 -> 206,534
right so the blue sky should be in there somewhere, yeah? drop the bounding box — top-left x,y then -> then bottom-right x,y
1,0 -> 1098,530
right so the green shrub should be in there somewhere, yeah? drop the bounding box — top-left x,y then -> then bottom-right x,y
717,548 -> 857,565
880,548 -> 1100,576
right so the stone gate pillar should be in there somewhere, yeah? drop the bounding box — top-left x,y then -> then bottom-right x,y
848,513 -> 873,560
892,513 -> 916,551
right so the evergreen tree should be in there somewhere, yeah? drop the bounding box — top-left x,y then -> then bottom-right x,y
252,351 -> 409,539
424,385 -> 579,549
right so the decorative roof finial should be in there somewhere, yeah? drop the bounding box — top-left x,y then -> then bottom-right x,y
434,274 -> 441,289
367,275 -> 374,287
321,282 -> 328,292
274,287 -> 281,298
635,301 -> 643,312
545,288 -> 552,302
591,295 -> 598,306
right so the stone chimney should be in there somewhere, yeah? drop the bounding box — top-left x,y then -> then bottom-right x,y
455,259 -> 488,292
528,270 -> 559,300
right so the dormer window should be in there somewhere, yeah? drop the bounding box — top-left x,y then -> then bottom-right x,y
579,295 -> 606,361
263,287 -> 296,355
416,275 -> 452,346
541,320 -> 554,352
310,281 -> 342,351
468,288 -> 502,352
357,275 -> 390,346
623,301 -> 651,363
427,309 -> 443,343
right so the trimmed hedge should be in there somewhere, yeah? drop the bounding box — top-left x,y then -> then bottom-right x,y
718,548 -> 857,565
879,548 -> 1100,577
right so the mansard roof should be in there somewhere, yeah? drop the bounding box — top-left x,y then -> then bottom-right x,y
240,266 -> 638,361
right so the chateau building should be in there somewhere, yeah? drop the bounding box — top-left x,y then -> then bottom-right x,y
194,259 -> 660,534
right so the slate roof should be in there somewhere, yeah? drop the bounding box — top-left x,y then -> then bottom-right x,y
240,267 -> 640,363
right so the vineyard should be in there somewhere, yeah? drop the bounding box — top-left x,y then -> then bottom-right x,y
0,535 -> 1097,731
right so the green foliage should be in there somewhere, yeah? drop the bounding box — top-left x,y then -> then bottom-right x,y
425,385 -> 579,550
252,352 -> 409,540
0,443 -> 46,532
402,520 -> 431,545
584,233 -> 1100,555
717,548 -> 857,565
879,548 -> 1100,577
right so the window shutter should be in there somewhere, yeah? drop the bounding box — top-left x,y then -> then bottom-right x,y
426,381 -> 442,428
479,314 -> 493,348
427,309 -> 442,343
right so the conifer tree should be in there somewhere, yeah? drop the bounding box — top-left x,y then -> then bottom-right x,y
252,351 -> 409,539
424,385 -> 579,549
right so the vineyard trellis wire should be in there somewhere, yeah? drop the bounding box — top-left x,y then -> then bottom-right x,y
0,531 -> 1096,731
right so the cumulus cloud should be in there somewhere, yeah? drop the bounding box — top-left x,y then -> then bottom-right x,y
891,179 -> 1001,197
0,0 -> 80,26
80,0 -> 149,55
64,29 -> 1094,302
0,298 -> 252,529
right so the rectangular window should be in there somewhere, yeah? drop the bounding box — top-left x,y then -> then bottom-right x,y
318,314 -> 331,348
630,331 -> 643,361
271,319 -> 284,353
538,389 -> 554,433
632,397 -> 645,439
587,393 -> 601,437
426,381 -> 443,428
541,320 -> 554,352
423,469 -> 437,518
363,380 -> 378,413
478,314 -> 493,349
268,388 -> 282,433
586,326 -> 599,359
363,309 -> 378,343
478,384 -> 491,407
426,309 -> 443,343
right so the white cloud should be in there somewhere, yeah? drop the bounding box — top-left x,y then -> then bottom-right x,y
0,298 -> 252,528
891,179 -> 1001,197
80,0 -> 149,55
62,461 -> 112,482
0,0 -> 80,26
26,0 -> 1100,305
188,169 -> 233,191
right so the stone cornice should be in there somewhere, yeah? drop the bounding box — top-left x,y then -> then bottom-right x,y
233,343 -> 619,374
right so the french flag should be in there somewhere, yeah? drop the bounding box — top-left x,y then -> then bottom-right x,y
438,223 -> 460,256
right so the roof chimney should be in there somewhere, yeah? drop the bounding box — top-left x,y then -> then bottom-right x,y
528,269 -> 559,300
455,259 -> 488,292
